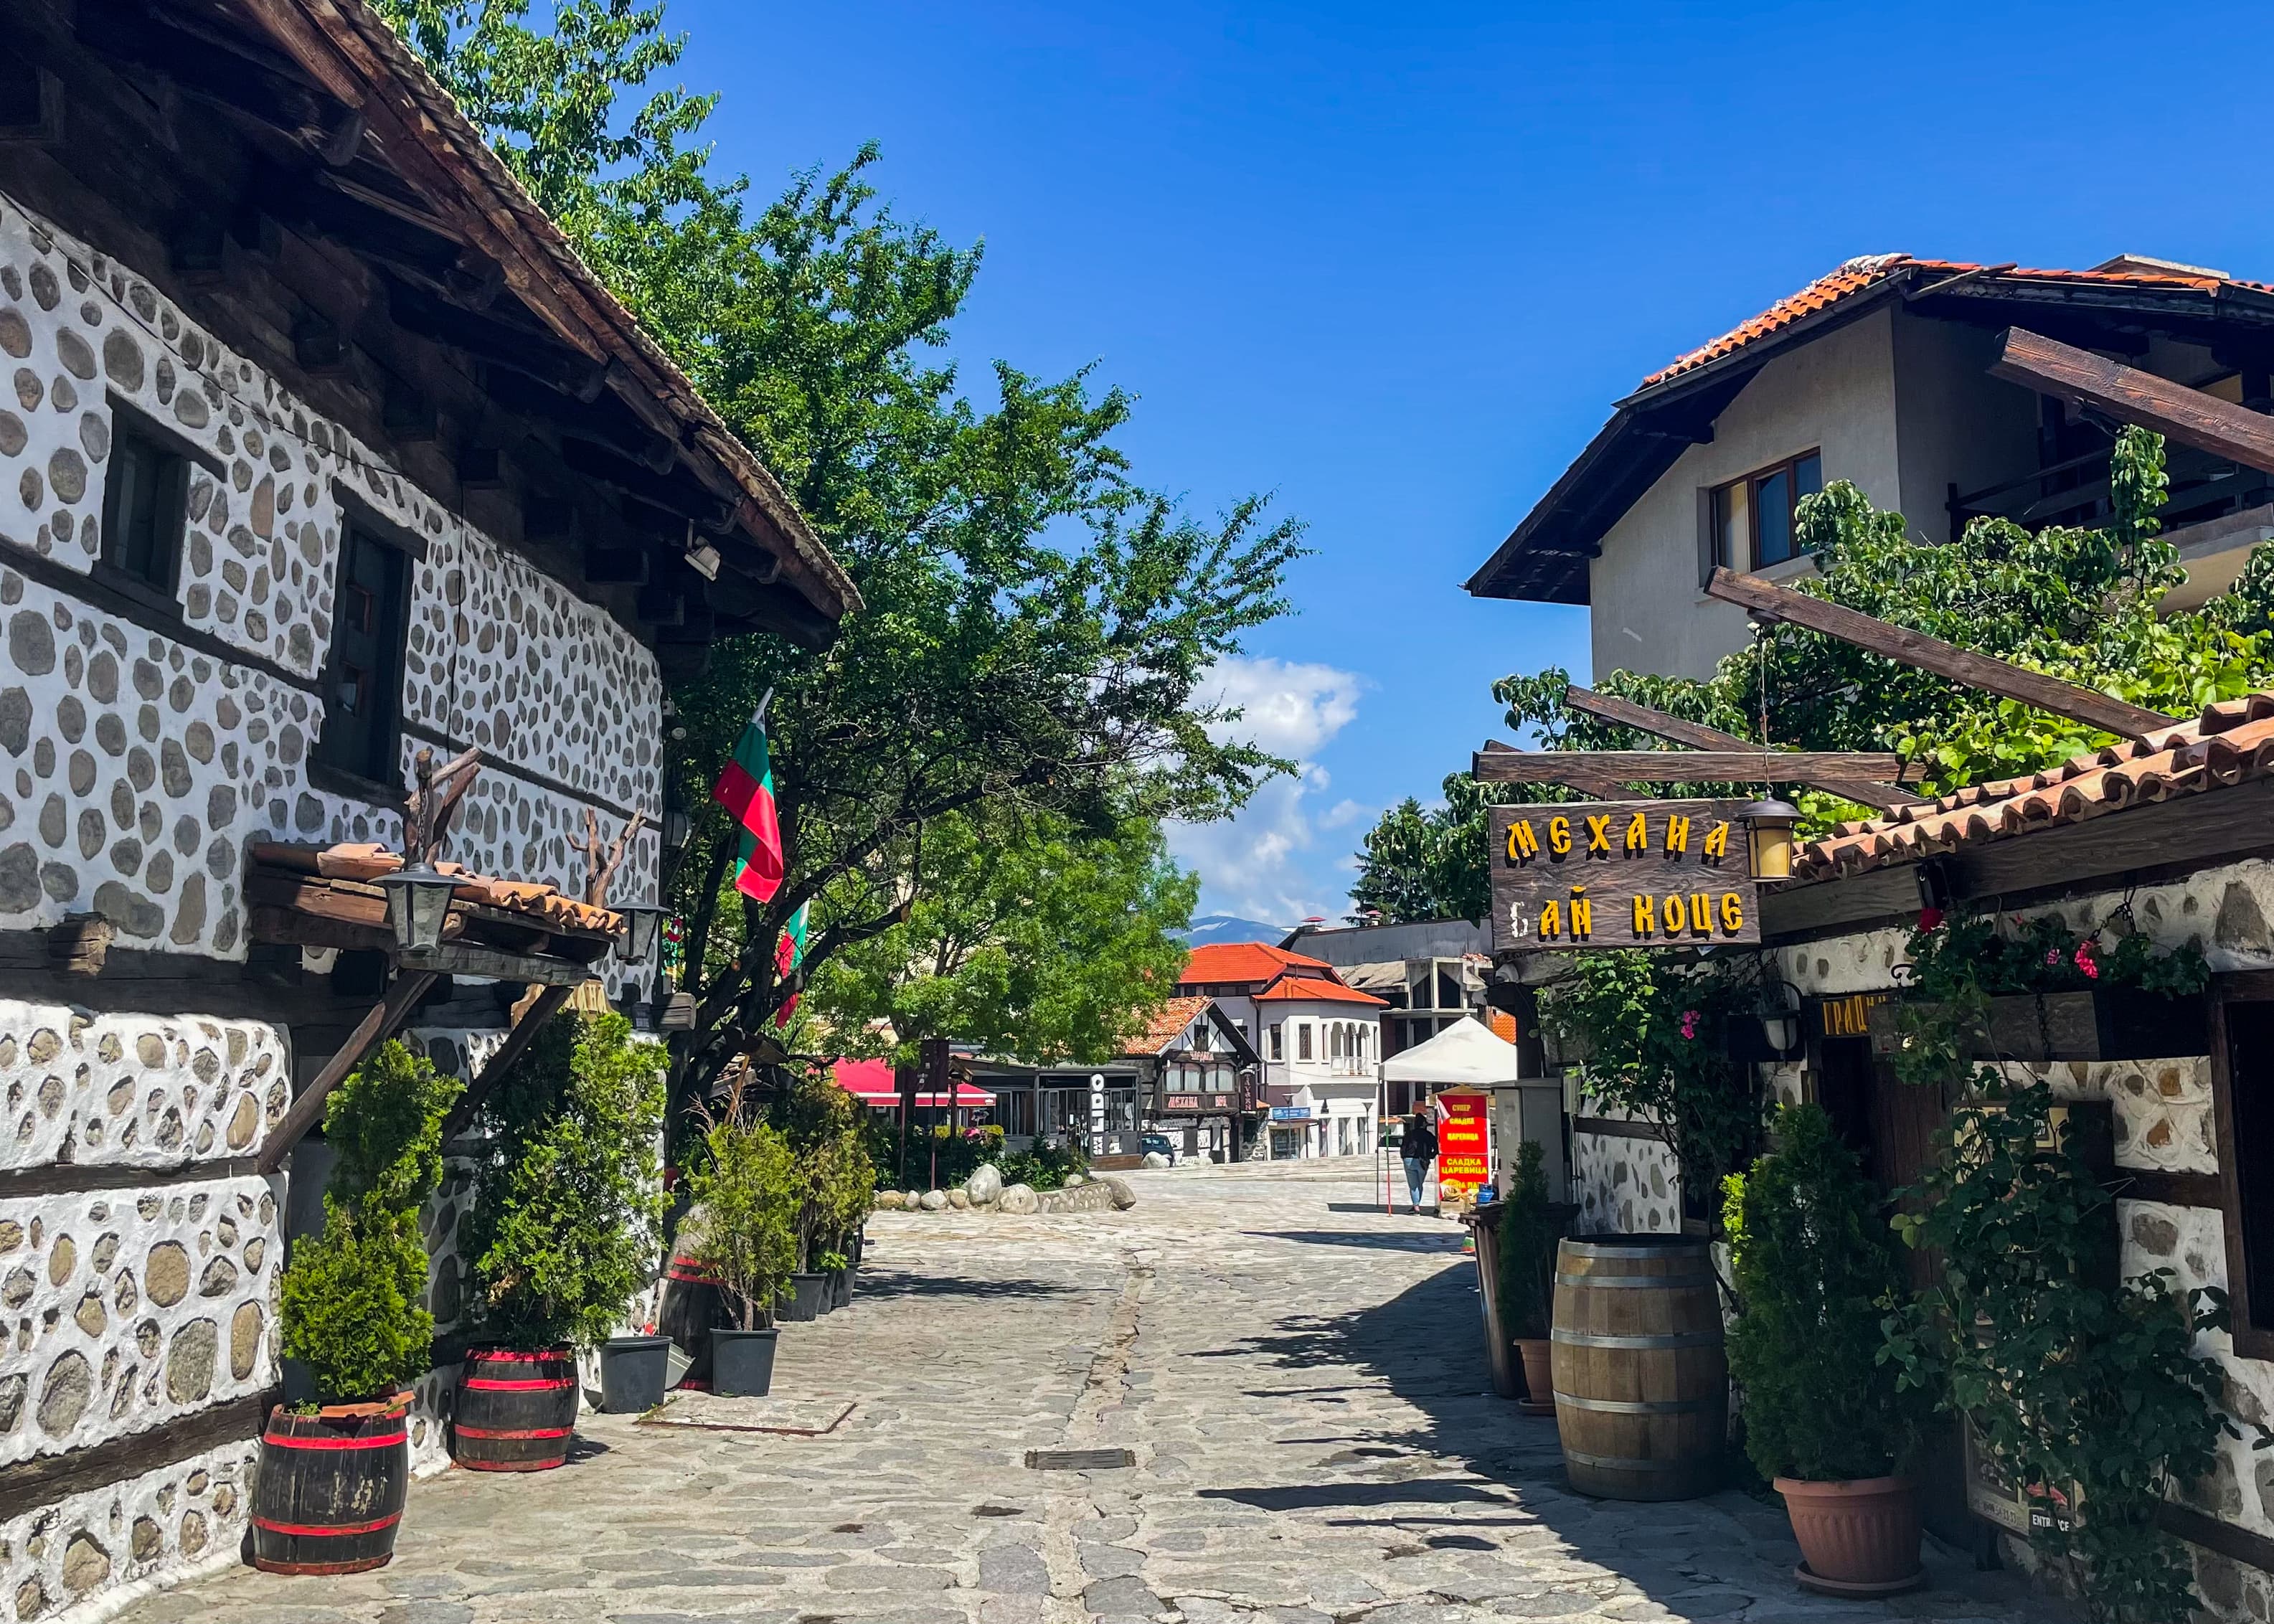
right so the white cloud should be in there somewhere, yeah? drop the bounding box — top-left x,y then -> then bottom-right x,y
1169,658 -> 1368,925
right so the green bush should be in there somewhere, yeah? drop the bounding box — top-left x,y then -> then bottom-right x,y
280,1041 -> 459,1403
1723,1104 -> 1918,1483
1495,1141 -> 1557,1340
684,1101 -> 800,1329
766,1071 -> 875,1266
463,1013 -> 669,1351
996,1141 -> 1087,1192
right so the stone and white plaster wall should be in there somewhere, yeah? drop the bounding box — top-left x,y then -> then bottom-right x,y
0,188 -> 665,958
1569,1128 -> 1681,1236
0,1435 -> 252,1621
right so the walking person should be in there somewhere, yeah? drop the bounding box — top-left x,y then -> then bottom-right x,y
1400,1108 -> 1438,1216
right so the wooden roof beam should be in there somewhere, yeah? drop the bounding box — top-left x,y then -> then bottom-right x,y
1562,685 -> 1926,813
1704,567 -> 2181,745
1991,326 -> 2274,477
1473,746 -> 1902,786
1479,738 -> 1626,799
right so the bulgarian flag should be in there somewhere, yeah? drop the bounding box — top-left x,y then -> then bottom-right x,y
711,701 -> 784,903
773,902 -> 809,1029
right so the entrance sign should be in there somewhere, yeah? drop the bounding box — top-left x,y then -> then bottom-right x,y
1487,799 -> 1760,953
1435,1086 -> 1491,1202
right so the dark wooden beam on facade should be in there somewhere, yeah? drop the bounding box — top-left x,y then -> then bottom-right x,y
386,275 -> 604,401
1562,685 -> 1926,812
1474,746 -> 1902,786
1991,325 -> 2274,478
440,983 -> 575,1139
1704,567 -> 2182,744
255,970 -> 438,1174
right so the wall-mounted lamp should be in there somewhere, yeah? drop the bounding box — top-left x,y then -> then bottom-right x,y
377,864 -> 458,954
1756,978 -> 1804,1057
620,904 -> 668,963
662,809 -> 692,851
1742,796 -> 1801,881
686,544 -> 722,582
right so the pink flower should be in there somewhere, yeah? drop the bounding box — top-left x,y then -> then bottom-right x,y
1679,1009 -> 1700,1041
2045,949 -> 2062,966
2075,943 -> 2100,981
1917,907 -> 1944,931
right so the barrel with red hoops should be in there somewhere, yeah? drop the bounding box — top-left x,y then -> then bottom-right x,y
451,1347 -> 578,1470
250,1392 -> 411,1575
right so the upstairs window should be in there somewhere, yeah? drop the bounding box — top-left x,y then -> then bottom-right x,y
1712,450 -> 1824,572
1268,1023 -> 1283,1061
1297,1022 -> 1313,1061
100,414 -> 190,601
313,525 -> 412,789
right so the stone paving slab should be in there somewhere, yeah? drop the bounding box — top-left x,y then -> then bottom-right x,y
641,1394 -> 859,1435
113,1163 -> 2073,1624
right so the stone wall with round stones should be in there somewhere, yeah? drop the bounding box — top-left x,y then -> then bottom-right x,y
0,1001 -> 286,1173
0,1435 -> 253,1621
1569,1126 -> 1681,1237
0,1173 -> 279,1470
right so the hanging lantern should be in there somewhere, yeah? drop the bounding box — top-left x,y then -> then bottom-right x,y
1741,796 -> 1801,882
620,904 -> 668,963
377,864 -> 458,954
1755,978 -> 1803,1057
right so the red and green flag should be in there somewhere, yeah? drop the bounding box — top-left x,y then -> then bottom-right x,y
773,902 -> 810,1029
711,706 -> 784,903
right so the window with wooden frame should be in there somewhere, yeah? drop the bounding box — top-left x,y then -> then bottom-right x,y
2213,974 -> 2274,1360
312,522 -> 412,791
1709,449 -> 1824,572
1267,1022 -> 1283,1061
1297,1021 -> 1313,1061
98,405 -> 194,605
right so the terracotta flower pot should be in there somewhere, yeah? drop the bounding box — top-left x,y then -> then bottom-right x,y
1775,1476 -> 1922,1595
1514,1337 -> 1554,1405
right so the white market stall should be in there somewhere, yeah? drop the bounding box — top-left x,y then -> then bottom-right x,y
1382,1017 -> 1565,1203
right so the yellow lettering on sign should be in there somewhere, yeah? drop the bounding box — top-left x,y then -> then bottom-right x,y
1664,893 -> 1688,933
1570,894 -> 1593,938
1624,811 -> 1649,853
1585,815 -> 1613,854
1540,899 -> 1562,939
1633,894 -> 1656,935
1509,819 -> 1539,861
1721,892 -> 1745,934
1664,815 -> 1690,855
1689,893 -> 1711,933
1703,821 -> 1730,861
1547,816 -> 1571,856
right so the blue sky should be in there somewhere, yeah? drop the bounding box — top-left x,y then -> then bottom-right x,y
672,0 -> 2274,926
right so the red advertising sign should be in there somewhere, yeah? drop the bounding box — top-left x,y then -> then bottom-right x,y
1435,1085 -> 1491,1199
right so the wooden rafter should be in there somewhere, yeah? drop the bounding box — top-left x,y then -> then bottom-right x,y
440,983 -> 575,1139
255,969 -> 438,1174
1990,326 -> 2274,478
1704,567 -> 2182,744
1561,686 -> 1926,812
1473,747 -> 1902,786
1481,737 -> 1627,798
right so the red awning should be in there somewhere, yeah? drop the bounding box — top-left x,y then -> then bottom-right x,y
831,1058 -> 995,1108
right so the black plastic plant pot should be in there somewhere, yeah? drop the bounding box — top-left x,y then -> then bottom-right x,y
836,1265 -> 855,1306
782,1272 -> 829,1322
598,1335 -> 673,1413
712,1328 -> 778,1397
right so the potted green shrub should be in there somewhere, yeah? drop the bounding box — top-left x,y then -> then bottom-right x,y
259,1042 -> 458,1574
684,1090 -> 799,1396
458,1012 -> 667,1463
770,1075 -> 874,1317
1495,1140 -> 1558,1408
1724,1104 -> 1924,1597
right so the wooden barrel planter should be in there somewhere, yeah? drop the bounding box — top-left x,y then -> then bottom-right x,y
453,1348 -> 577,1471
250,1394 -> 410,1575
1549,1235 -> 1725,1501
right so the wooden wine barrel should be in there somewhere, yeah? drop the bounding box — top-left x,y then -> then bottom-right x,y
453,1349 -> 577,1471
250,1395 -> 410,1575
1549,1235 -> 1725,1501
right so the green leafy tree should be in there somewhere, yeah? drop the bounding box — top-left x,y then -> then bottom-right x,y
280,1043 -> 461,1403
463,1013 -> 669,1351
806,810 -> 1196,1064
1722,1104 -> 1920,1483
1349,775 -> 1543,924
377,4 -> 1303,1109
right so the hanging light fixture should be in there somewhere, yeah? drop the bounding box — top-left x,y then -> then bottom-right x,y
377,863 -> 458,955
1741,796 -> 1801,882
1755,978 -> 1803,1057
620,904 -> 668,963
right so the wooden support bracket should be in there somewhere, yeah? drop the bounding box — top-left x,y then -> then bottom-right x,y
1704,567 -> 2181,744
255,970 -> 439,1174
1562,685 -> 1926,812
441,982 -> 574,1138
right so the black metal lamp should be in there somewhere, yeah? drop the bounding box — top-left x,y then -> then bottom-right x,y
662,808 -> 691,851
377,863 -> 458,954
620,904 -> 667,963
1741,796 -> 1802,881
1756,978 -> 1803,1057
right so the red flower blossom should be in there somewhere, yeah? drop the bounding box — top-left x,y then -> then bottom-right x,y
1917,907 -> 1944,932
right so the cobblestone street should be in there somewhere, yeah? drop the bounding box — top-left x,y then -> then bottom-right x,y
120,1163 -> 2070,1624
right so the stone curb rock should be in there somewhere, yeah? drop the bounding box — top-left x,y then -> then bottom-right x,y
1035,1181 -> 1118,1214
946,1188 -> 971,1210
1141,1151 -> 1169,1169
1062,1173 -> 1086,1187
998,1183 -> 1039,1215
918,1189 -> 949,1212
873,1191 -> 905,1211
966,1163 -> 1004,1207
1104,1176 -> 1136,1210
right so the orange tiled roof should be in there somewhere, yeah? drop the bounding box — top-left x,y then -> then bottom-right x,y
1179,942 -> 1334,986
1642,255 -> 2268,390
1252,976 -> 1390,1008
1793,693 -> 2274,882
1129,996 -> 1214,1056
292,842 -> 625,935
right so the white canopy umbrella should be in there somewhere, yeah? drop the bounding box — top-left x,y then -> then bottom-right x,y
1381,1016 -> 1522,1087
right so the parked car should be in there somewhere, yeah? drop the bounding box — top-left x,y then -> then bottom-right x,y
1140,1132 -> 1181,1166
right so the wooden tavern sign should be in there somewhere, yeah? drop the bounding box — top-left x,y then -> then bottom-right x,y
1488,800 -> 1760,953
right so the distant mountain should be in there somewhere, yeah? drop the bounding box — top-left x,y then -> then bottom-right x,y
1179,913 -> 1295,947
